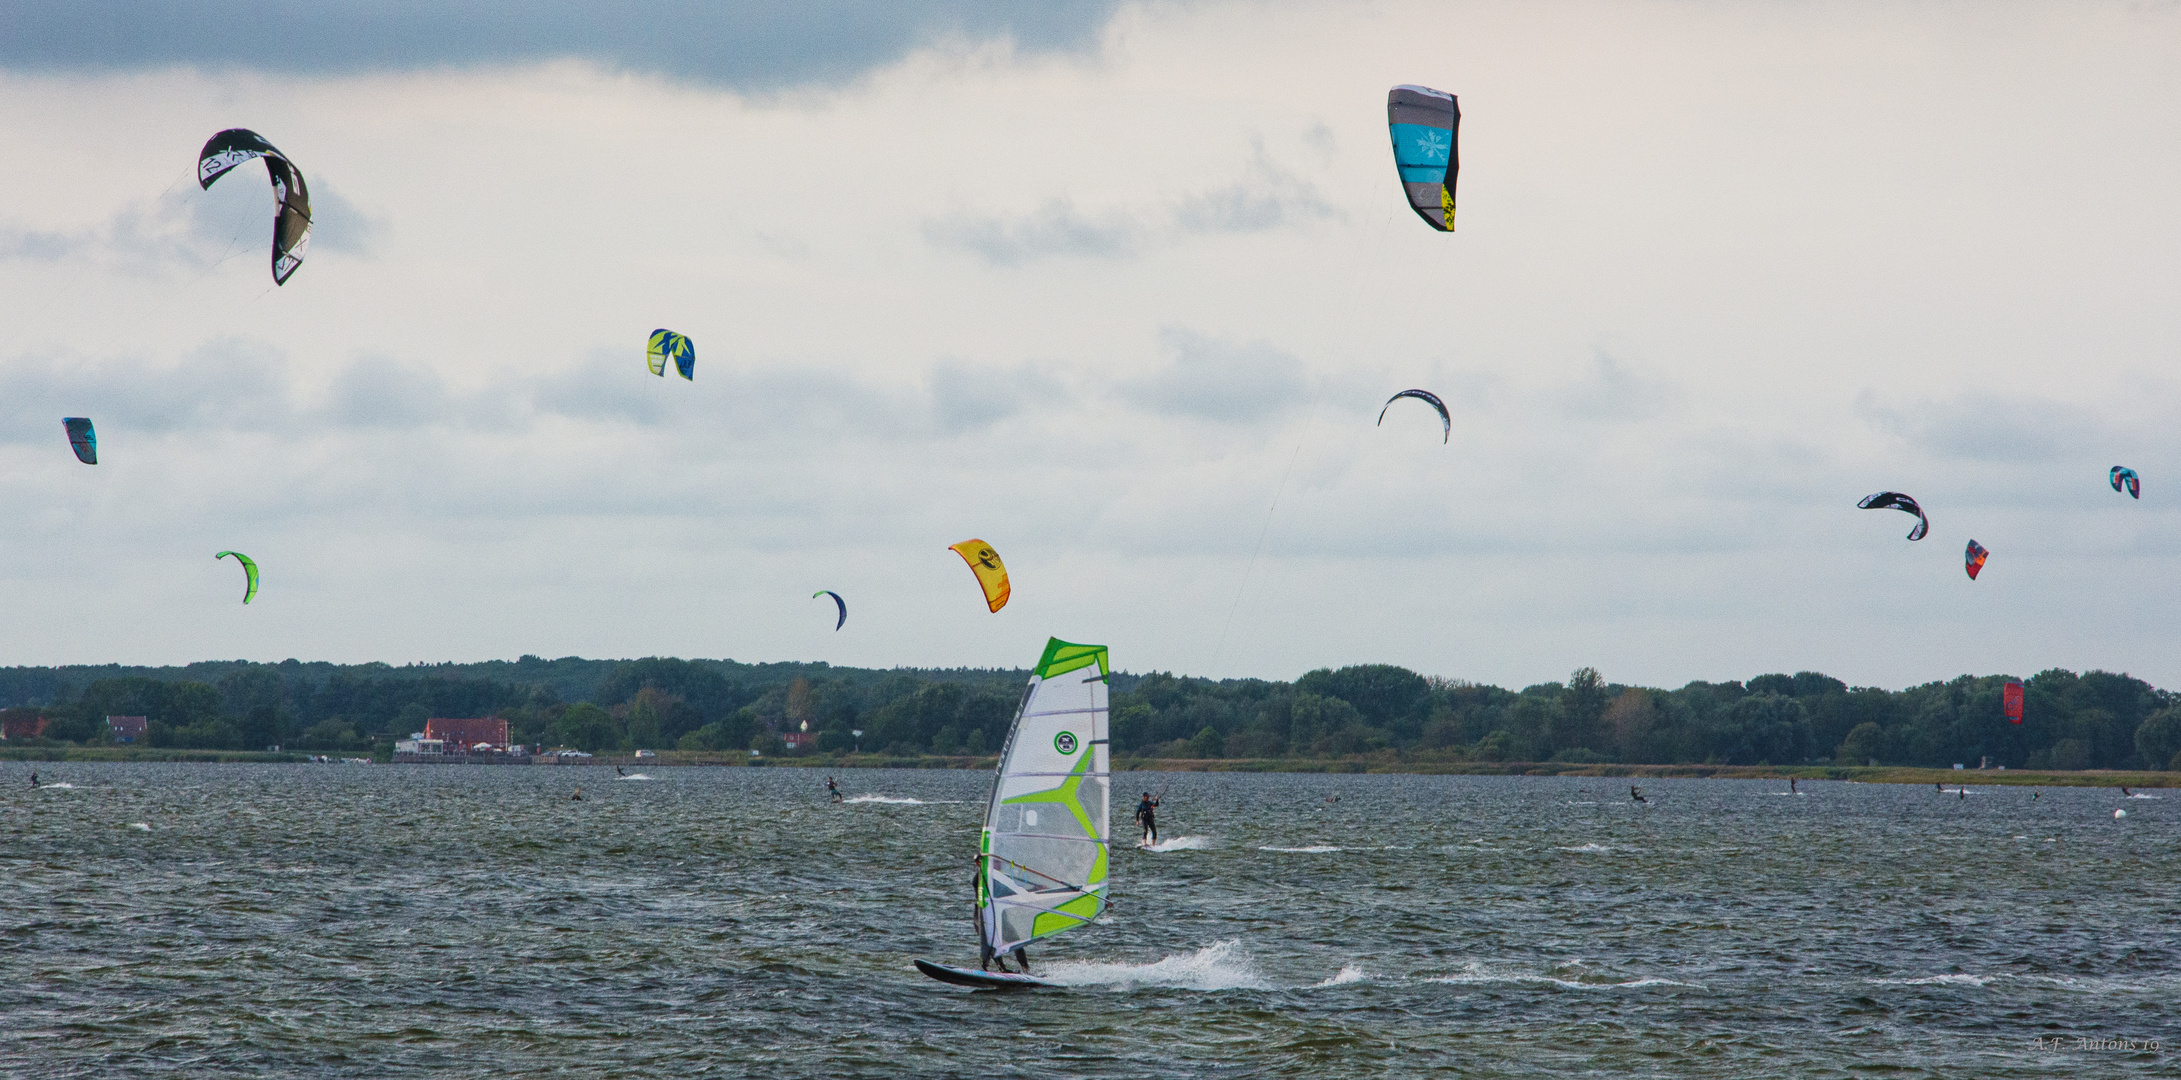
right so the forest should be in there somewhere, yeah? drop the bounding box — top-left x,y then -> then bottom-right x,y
1,655 -> 2177,772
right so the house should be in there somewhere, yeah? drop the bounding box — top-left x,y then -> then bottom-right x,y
423,716 -> 508,752
107,715 -> 148,743
781,719 -> 816,750
0,711 -> 48,740
394,735 -> 445,756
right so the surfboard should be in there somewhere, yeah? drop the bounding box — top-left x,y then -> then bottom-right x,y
915,959 -> 1053,990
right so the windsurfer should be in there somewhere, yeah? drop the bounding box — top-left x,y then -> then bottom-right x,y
1133,791 -> 1160,845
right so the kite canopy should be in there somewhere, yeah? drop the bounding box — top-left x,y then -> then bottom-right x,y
948,540 -> 1010,613
1387,85 -> 1458,232
1377,389 -> 1450,443
814,589 -> 847,631
2111,466 -> 2140,499
647,330 -> 695,380
215,551 -> 259,604
197,129 -> 312,285
1857,491 -> 1929,541
1965,540 -> 1988,580
61,417 -> 96,464
2003,681 -> 2024,724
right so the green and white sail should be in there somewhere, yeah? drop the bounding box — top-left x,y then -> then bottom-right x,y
979,638 -> 1110,959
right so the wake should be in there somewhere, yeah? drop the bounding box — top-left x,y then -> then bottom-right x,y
1138,835 -> 1214,852
1038,941 -> 1273,991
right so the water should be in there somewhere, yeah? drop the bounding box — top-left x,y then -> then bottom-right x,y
5,765 -> 2175,1077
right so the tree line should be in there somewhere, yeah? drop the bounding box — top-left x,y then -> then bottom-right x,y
2,656 -> 2177,771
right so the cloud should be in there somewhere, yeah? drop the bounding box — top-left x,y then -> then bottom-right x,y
0,1 -> 1121,91
1116,326 -> 1311,423
1557,353 -> 1677,422
1854,390 -> 2098,464
0,177 -> 382,274
924,139 -> 1336,266
926,359 -> 1069,433
921,197 -> 1144,266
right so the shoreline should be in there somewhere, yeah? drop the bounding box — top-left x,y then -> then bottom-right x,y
2,746 -> 2168,787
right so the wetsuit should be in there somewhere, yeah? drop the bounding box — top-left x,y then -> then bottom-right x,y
1134,796 -> 1159,844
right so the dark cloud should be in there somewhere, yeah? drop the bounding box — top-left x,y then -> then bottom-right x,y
0,1 -> 1120,90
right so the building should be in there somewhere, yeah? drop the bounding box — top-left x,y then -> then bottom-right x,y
0,711 -> 48,740
107,715 -> 148,743
423,716 -> 508,752
394,735 -> 445,756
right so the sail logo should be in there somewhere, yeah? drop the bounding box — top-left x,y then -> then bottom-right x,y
1053,731 -> 1078,755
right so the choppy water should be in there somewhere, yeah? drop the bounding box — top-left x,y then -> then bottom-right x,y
4,764 -> 2175,1077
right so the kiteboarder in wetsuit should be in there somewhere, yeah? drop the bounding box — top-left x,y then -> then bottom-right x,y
1630,785 -> 1647,804
1134,792 -> 1160,845
29,771 -> 38,788
826,776 -> 843,803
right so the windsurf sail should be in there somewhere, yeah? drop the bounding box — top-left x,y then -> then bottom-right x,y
978,638 -> 1110,964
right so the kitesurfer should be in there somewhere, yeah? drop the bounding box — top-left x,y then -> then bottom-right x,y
29,771 -> 39,788
1133,791 -> 1160,845
1790,777 -> 1797,794
616,765 -> 626,776
826,776 -> 843,803
572,788 -> 583,802
1936,782 -> 1945,792
2121,786 -> 2132,797
1630,785 -> 1647,804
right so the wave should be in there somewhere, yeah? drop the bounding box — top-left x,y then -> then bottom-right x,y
2126,792 -> 2161,799
36,782 -> 77,789
1258,845 -> 1342,853
1039,940 -> 1272,991
1868,973 -> 1993,987
1138,835 -> 1214,852
126,822 -> 150,831
1310,965 -> 1367,987
843,795 -> 958,805
1429,962 -> 1700,991
1558,843 -> 1627,854
615,773 -> 654,781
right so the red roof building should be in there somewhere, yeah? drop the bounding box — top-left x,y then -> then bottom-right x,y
107,715 -> 148,743
423,716 -> 509,751
1,711 -> 48,740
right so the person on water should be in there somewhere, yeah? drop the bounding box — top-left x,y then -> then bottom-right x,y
1630,785 -> 1647,804
572,787 -> 583,802
29,771 -> 39,788
2121,786 -> 2132,797
615,765 -> 626,776
1789,777 -> 1797,794
826,776 -> 843,803
1133,791 -> 1161,845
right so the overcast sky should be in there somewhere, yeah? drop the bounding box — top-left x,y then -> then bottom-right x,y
2,1 -> 2177,689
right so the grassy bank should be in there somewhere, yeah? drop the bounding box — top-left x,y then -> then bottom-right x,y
0,746 -> 309,764
9,746 -> 2169,787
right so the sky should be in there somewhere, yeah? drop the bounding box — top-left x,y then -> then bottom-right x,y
1,1 -> 2177,690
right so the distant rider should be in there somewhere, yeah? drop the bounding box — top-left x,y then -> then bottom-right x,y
826,776 -> 843,803
1134,791 -> 1161,845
